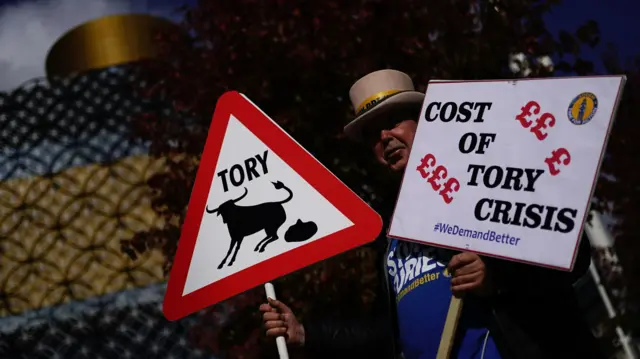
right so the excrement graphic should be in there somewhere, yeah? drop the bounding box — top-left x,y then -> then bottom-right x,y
285,219 -> 318,242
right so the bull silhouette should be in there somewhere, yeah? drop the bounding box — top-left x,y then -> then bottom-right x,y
206,181 -> 293,269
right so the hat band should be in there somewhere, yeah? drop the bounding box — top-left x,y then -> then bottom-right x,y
355,89 -> 402,116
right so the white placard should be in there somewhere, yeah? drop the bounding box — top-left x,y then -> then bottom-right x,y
388,76 -> 626,270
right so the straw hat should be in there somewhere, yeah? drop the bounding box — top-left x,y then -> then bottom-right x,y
344,69 -> 425,142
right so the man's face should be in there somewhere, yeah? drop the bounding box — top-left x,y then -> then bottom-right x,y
362,106 -> 420,173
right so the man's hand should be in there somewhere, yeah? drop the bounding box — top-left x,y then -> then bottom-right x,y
448,252 -> 495,298
259,298 -> 306,347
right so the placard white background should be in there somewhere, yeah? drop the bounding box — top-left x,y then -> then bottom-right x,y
389,76 -> 625,270
183,115 -> 353,295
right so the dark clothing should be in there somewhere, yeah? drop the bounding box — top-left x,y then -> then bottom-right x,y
302,233 -> 603,359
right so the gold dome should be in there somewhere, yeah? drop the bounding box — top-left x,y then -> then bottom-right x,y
45,13 -> 183,79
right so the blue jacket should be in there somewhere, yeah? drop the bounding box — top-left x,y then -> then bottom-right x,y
302,231 -> 604,359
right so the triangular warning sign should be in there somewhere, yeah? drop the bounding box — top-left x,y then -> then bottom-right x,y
163,91 -> 383,320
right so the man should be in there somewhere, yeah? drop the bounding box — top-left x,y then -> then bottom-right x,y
260,69 -> 602,359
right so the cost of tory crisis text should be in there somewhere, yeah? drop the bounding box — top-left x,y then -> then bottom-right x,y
416,100 -> 578,234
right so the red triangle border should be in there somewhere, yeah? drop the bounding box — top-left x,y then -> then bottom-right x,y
163,91 -> 382,321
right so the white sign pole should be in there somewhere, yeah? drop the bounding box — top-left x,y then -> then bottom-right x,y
264,282 -> 290,359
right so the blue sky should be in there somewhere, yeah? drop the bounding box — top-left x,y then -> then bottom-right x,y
544,0 -> 638,71
545,0 -> 638,56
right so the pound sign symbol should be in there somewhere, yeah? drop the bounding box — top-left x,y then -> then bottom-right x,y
515,101 -> 540,128
530,113 -> 556,141
544,148 -> 571,176
439,178 -> 460,204
428,165 -> 448,191
417,153 -> 436,179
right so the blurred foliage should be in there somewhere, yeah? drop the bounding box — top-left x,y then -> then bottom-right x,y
120,0 -> 639,357
592,47 -> 640,336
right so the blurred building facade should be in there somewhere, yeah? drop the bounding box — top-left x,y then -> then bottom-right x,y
0,14 -> 221,358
